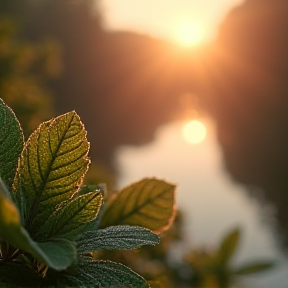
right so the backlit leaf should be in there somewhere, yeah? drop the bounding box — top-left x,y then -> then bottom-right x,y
0,194 -> 76,270
218,228 -> 240,265
78,184 -> 107,199
66,260 -> 149,288
0,98 -> 24,193
232,261 -> 275,276
100,178 -> 176,233
77,184 -> 107,230
13,111 -> 90,235
77,225 -> 160,254
36,191 -> 103,240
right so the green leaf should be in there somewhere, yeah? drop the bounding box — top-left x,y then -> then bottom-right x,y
36,191 -> 103,240
13,111 -> 90,235
66,260 -> 149,288
217,228 -> 240,265
78,184 -> 108,230
37,239 -> 77,270
232,261 -> 275,276
0,194 -> 25,247
78,184 -> 102,195
0,98 -> 24,193
100,178 -> 176,233
0,194 -> 76,270
77,225 -> 160,254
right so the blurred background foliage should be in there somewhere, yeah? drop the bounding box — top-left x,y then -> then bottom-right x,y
0,17 -> 60,136
1,0 -> 287,286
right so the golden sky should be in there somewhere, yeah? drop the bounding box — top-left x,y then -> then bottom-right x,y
100,0 -> 245,46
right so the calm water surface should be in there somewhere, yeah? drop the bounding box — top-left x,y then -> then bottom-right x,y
115,119 -> 288,288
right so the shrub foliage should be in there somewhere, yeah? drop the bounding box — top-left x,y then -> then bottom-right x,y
0,98 -> 176,287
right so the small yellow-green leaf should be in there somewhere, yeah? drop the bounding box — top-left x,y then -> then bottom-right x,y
0,194 -> 21,235
0,98 -> 24,192
0,194 -> 76,270
232,261 -> 275,276
100,178 -> 176,233
36,191 -> 103,240
13,111 -> 90,235
218,228 -> 240,265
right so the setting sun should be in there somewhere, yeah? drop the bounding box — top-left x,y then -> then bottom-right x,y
174,19 -> 205,47
182,120 -> 207,144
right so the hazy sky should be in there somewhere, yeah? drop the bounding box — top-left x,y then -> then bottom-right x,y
100,0 -> 245,45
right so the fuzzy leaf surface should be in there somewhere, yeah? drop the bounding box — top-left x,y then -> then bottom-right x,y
0,98 -> 24,192
100,178 -> 176,233
36,191 -> 103,240
0,194 -> 76,270
67,260 -> 149,288
77,225 -> 160,254
13,111 -> 90,235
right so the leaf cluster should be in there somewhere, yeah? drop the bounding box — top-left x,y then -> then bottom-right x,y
0,98 -> 176,287
184,228 -> 275,288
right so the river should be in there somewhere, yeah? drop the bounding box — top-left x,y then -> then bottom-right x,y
115,118 -> 288,288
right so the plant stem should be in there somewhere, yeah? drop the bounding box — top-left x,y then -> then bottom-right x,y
0,177 -> 12,201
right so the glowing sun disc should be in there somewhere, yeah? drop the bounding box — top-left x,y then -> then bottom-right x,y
182,120 -> 207,144
175,20 -> 205,47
